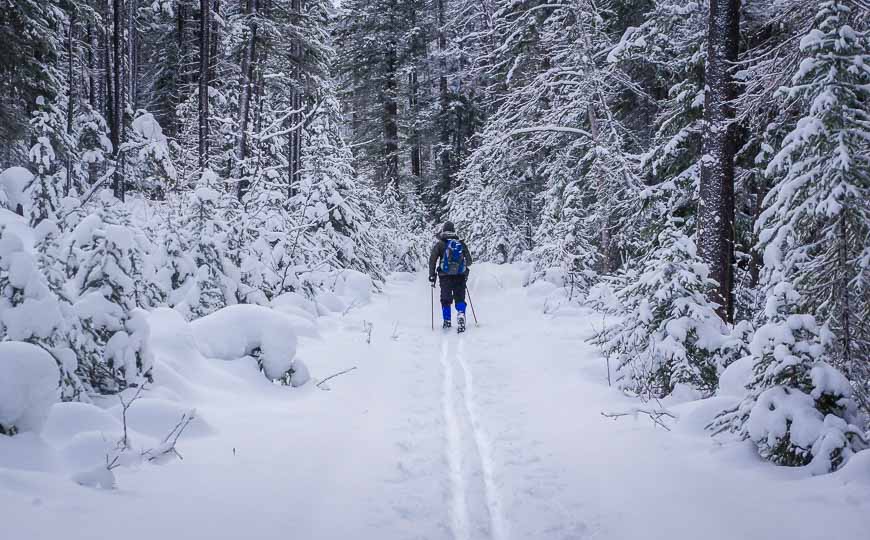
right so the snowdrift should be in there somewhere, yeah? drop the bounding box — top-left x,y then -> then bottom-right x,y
0,342 -> 59,434
190,304 -> 303,381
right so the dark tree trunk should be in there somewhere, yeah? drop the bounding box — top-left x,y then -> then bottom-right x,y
66,14 -> 75,195
436,0 -> 451,211
236,0 -> 258,199
698,0 -> 740,322
409,69 -> 421,179
209,0 -> 220,83
111,0 -> 125,201
198,0 -> 210,169
104,0 -> 114,145
287,0 -> 303,198
87,22 -> 97,109
382,42 -> 399,189
128,0 -> 137,110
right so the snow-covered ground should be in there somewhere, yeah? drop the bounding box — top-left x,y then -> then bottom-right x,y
2,264 -> 869,539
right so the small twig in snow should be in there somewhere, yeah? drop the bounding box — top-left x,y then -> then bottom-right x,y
601,407 -> 677,431
363,321 -> 373,344
316,367 -> 358,390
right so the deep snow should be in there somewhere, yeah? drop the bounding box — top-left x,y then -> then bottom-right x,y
1,264 -> 868,539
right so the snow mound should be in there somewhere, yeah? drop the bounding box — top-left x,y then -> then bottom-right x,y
719,355 -> 754,397
72,465 -> 116,490
467,262 -> 530,293
0,341 -> 60,434
42,402 -> 122,444
61,430 -> 127,470
270,294 -> 319,337
108,397 -> 212,438
0,166 -> 32,215
289,358 -> 310,387
834,449 -> 870,486
315,289 -> 347,315
271,292 -> 317,318
331,269 -> 373,305
190,304 -> 299,380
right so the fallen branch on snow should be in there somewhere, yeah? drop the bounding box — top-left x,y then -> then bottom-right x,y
316,367 -> 358,390
601,407 -> 677,431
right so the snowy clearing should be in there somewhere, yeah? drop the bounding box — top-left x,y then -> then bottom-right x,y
1,264 -> 868,539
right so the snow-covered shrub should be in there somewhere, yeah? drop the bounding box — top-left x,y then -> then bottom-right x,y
121,111 -> 177,196
590,226 -> 729,398
0,167 -> 32,217
190,304 -> 302,383
26,97 -> 70,226
0,223 -> 85,400
712,282 -> 867,472
530,170 -> 599,296
178,170 -> 237,318
67,192 -> 154,393
0,341 -> 60,435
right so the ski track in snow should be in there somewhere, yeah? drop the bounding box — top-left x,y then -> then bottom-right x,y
439,332 -> 508,540
440,336 -> 470,540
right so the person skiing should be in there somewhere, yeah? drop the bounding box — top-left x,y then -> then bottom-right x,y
429,221 -> 473,332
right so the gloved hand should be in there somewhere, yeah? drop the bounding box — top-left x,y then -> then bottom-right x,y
429,275 -> 437,285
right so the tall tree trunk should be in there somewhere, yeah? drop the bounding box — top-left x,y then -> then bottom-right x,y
698,0 -> 740,322
66,14 -> 76,195
209,0 -> 220,82
127,0 -> 136,109
103,0 -> 114,147
287,0 -> 303,198
409,69 -> 421,178
112,0 -> 125,201
198,0 -> 210,169
236,0 -> 258,198
382,42 -> 399,189
87,23 -> 97,109
436,0 -> 451,212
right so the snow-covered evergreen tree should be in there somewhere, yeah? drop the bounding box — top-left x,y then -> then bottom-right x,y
712,281 -> 867,472
590,224 -> 728,398
27,97 -> 71,226
758,0 -> 870,408
178,170 -> 236,319
67,192 -> 153,393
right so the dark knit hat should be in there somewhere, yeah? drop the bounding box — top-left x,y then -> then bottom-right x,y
442,221 -> 455,233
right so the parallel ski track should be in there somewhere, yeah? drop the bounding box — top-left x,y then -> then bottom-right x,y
440,333 -> 507,540
457,337 -> 507,540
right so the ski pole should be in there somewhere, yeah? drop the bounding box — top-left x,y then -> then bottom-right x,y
466,286 -> 479,326
431,281 -> 435,330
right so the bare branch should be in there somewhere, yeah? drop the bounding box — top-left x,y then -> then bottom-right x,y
601,407 -> 678,431
316,367 -> 358,390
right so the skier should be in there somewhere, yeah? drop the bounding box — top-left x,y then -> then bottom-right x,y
429,221 -> 473,332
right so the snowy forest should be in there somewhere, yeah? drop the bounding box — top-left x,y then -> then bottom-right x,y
1,0 -> 870,534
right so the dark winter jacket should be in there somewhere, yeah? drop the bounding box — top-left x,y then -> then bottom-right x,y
429,231 -> 473,278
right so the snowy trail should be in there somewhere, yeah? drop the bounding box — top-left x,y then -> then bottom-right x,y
2,266 -> 869,540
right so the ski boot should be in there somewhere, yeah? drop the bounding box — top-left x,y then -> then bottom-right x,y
457,312 -> 466,333
442,319 -> 452,329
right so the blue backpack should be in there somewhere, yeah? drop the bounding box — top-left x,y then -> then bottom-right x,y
441,239 -> 466,275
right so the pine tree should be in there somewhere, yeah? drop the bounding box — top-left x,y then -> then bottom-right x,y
68,191 -> 153,393
27,97 -> 71,226
758,0 -> 870,411
590,223 -> 728,398
712,281 -> 867,472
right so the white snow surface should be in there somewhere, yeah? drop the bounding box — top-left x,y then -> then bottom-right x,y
1,263 -> 869,539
